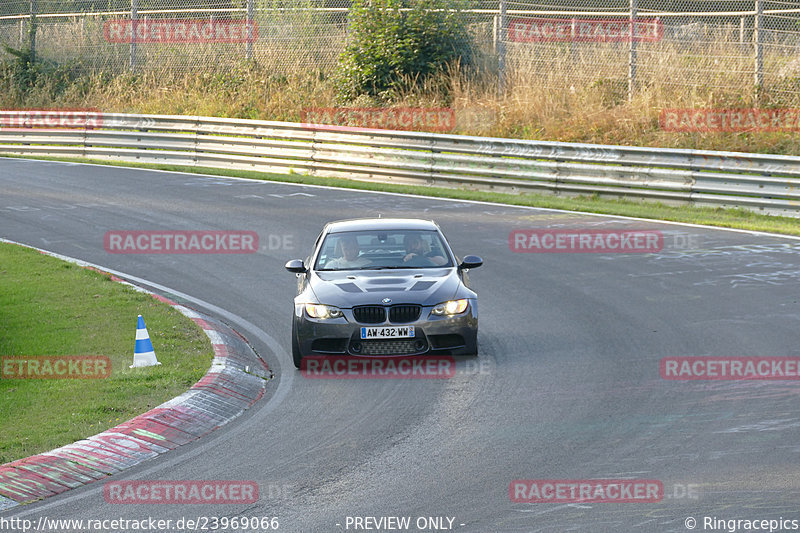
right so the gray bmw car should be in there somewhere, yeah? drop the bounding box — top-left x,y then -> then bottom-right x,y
285,218 -> 483,369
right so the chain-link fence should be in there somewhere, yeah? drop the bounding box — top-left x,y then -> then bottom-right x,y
1,1 -> 799,102
499,1 -> 800,102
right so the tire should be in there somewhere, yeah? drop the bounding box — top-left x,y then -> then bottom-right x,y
292,321 -> 303,369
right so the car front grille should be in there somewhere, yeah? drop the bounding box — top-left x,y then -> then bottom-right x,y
353,305 -> 385,324
388,305 -> 421,324
353,304 -> 423,324
357,339 -> 427,356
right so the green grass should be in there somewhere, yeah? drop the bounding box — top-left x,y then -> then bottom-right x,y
4,154 -> 800,237
0,242 -> 214,464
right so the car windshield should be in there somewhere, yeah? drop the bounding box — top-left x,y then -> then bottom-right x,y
315,230 -> 453,271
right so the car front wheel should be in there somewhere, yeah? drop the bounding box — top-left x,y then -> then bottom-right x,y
292,320 -> 303,369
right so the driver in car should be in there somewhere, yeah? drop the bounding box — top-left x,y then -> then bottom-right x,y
325,234 -> 371,269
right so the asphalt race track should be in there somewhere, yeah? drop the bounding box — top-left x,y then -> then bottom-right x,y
2,158 -> 800,532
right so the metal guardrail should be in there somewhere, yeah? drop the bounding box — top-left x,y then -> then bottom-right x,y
0,111 -> 798,216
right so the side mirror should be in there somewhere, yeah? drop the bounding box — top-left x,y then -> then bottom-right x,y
458,255 -> 483,270
284,259 -> 307,274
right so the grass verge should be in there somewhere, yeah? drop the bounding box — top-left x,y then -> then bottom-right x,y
3,153 -> 800,237
0,242 -> 214,464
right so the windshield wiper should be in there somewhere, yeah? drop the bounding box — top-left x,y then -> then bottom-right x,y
357,265 -> 427,270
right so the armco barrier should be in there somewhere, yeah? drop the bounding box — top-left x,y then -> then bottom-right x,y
0,111 -> 799,216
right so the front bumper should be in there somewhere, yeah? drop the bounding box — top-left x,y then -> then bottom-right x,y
293,302 -> 478,357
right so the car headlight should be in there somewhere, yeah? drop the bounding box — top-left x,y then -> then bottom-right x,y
305,303 -> 344,319
431,299 -> 469,316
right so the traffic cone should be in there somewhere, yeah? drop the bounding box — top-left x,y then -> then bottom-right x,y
130,314 -> 161,368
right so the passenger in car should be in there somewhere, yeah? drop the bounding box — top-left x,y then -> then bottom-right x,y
403,234 -> 447,266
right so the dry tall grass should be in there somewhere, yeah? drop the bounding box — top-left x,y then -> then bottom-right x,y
2,16 -> 800,155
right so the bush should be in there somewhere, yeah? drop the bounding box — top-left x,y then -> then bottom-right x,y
1,46 -> 41,93
0,45 -> 85,105
335,0 -> 474,102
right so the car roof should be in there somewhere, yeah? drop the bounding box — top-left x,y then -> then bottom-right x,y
325,218 -> 440,233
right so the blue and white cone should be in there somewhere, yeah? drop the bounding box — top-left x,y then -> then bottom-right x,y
130,314 -> 161,368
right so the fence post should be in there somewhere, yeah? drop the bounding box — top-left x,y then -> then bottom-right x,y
498,0 -> 507,96
247,0 -> 254,61
493,14 -> 498,53
739,16 -> 744,45
29,0 -> 37,62
130,0 -> 138,72
754,0 -> 763,101
570,17 -> 577,62
628,0 -> 638,102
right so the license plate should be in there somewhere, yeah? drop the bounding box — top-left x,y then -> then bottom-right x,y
360,326 -> 415,339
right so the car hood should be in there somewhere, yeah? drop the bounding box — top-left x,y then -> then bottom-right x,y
309,268 -> 470,307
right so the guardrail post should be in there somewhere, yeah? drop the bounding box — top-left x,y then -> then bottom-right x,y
754,0 -> 763,102
628,0 -> 638,102
193,116 -> 200,167
498,0 -> 507,97
428,135 -> 437,185
310,127 -> 318,177
129,0 -> 138,72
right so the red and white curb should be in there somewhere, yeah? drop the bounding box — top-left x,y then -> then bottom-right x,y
0,241 -> 271,511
